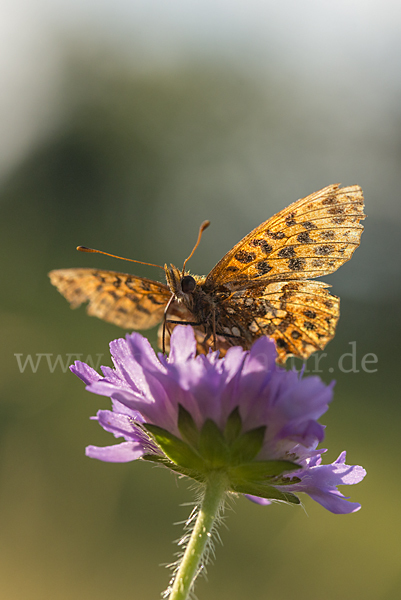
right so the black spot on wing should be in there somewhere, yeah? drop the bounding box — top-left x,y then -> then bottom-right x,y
249,239 -> 273,254
288,258 -> 306,271
297,231 -> 312,243
315,245 -> 334,256
278,246 -> 297,259
147,294 -> 166,305
319,230 -> 335,240
328,206 -> 344,215
285,213 -> 297,227
136,304 -> 151,314
312,259 -> 324,267
266,230 -> 286,240
301,221 -> 317,230
321,195 -> 337,205
276,338 -> 289,349
235,250 -> 256,264
256,261 -> 273,275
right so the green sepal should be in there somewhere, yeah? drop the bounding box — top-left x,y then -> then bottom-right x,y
229,426 -> 266,465
144,424 -> 204,471
224,407 -> 242,444
141,453 -> 206,482
230,481 -> 300,504
229,460 -> 300,484
199,419 -> 230,467
177,404 -> 200,448
141,453 -> 171,465
275,475 -> 302,486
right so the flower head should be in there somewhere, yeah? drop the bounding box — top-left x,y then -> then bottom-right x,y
71,326 -> 365,514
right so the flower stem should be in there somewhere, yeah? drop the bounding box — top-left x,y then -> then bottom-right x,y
168,470 -> 229,600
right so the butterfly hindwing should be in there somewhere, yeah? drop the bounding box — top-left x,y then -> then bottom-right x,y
216,280 -> 340,363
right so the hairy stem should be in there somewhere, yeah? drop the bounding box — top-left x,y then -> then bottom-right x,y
168,470 -> 228,600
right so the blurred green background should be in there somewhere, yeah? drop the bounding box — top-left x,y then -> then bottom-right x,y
1,2 -> 400,599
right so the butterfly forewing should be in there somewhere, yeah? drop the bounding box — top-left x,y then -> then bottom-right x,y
49,268 -> 170,329
206,184 -> 365,285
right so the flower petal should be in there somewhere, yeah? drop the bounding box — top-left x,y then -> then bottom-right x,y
95,410 -> 141,440
277,451 -> 366,514
168,326 -> 197,363
85,441 -> 145,462
70,361 -> 101,385
245,495 -> 273,506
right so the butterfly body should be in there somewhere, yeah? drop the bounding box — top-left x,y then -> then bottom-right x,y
49,183 -> 365,363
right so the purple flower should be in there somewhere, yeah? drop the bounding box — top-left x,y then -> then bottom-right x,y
71,326 -> 365,514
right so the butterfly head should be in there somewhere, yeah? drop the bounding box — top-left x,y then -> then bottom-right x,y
165,264 -> 198,301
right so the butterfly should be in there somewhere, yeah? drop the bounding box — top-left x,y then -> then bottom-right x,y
49,183 -> 365,363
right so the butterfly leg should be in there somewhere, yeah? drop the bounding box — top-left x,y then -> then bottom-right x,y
219,332 -> 240,339
162,295 -> 175,354
212,306 -> 217,351
165,319 -> 204,326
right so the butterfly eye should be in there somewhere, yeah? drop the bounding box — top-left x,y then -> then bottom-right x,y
181,275 -> 196,294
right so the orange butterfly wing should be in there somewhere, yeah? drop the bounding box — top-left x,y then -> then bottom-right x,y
49,268 -> 171,329
200,183 -> 364,362
206,184 -> 365,285
215,280 -> 339,363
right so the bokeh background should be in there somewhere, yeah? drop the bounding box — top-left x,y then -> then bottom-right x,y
1,1 -> 400,599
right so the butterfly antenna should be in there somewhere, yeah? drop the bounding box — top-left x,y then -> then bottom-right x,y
182,220 -> 210,275
77,246 -> 164,270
